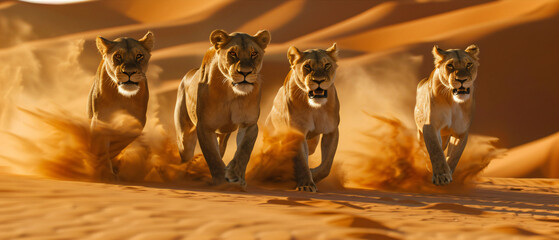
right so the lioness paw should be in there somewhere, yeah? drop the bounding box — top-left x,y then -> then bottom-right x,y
225,169 -> 247,190
225,176 -> 247,188
296,183 -> 317,192
432,172 -> 453,186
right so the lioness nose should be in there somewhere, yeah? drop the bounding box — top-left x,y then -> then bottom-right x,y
312,80 -> 325,85
456,79 -> 467,84
122,71 -> 136,77
237,70 -> 252,77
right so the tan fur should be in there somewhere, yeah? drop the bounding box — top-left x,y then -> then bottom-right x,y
414,44 -> 479,185
174,29 -> 271,188
88,31 -> 154,179
265,44 -> 340,192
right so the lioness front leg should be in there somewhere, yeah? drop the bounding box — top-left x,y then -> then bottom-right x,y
89,116 -> 118,180
311,129 -> 339,183
174,81 -> 197,163
177,127 -> 197,163
197,125 -> 226,184
217,132 -> 231,158
225,123 -> 258,189
446,133 -> 468,173
293,140 -> 317,192
422,124 -> 452,185
90,125 -> 118,180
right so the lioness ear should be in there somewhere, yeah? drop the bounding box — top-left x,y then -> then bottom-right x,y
210,29 -> 230,49
287,46 -> 302,66
465,44 -> 479,60
326,43 -> 338,61
253,30 -> 271,50
432,45 -> 447,66
139,31 -> 155,52
96,36 -> 115,55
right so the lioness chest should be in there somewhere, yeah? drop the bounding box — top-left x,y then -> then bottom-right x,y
90,82 -> 148,125
192,86 -> 260,132
308,110 -> 339,139
228,97 -> 260,127
432,102 -> 471,136
289,101 -> 339,138
95,98 -> 146,123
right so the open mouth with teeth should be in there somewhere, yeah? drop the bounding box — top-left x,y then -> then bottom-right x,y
308,88 -> 328,99
119,80 -> 139,86
452,87 -> 470,95
232,80 -> 253,87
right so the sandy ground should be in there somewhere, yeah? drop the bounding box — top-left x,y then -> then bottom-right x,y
1,172 -> 558,240
1,0 -> 559,239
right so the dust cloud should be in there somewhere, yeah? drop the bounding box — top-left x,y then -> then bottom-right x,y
339,115 -> 505,193
246,128 -> 303,188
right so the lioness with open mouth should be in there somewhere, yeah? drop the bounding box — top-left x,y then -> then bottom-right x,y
414,45 -> 480,186
266,44 -> 340,192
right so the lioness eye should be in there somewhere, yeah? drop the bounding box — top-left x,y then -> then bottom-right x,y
136,54 -> 143,61
229,51 -> 237,58
304,64 -> 311,71
251,52 -> 258,58
324,63 -> 331,70
446,63 -> 454,70
113,54 -> 122,63
466,62 -> 473,68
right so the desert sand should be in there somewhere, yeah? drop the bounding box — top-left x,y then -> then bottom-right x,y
1,172 -> 558,240
0,0 -> 558,239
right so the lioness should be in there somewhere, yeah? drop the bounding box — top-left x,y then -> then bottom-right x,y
174,29 -> 271,188
88,32 -> 154,177
414,45 -> 479,185
265,44 -> 339,192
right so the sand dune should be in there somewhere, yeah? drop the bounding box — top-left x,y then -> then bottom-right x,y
334,0 -> 559,52
0,0 -> 558,239
290,1 -> 494,44
484,132 -> 559,178
102,0 -> 232,23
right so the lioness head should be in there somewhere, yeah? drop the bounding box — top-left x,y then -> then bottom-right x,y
96,32 -> 154,97
287,43 -> 338,108
433,44 -> 479,103
210,29 -> 271,95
